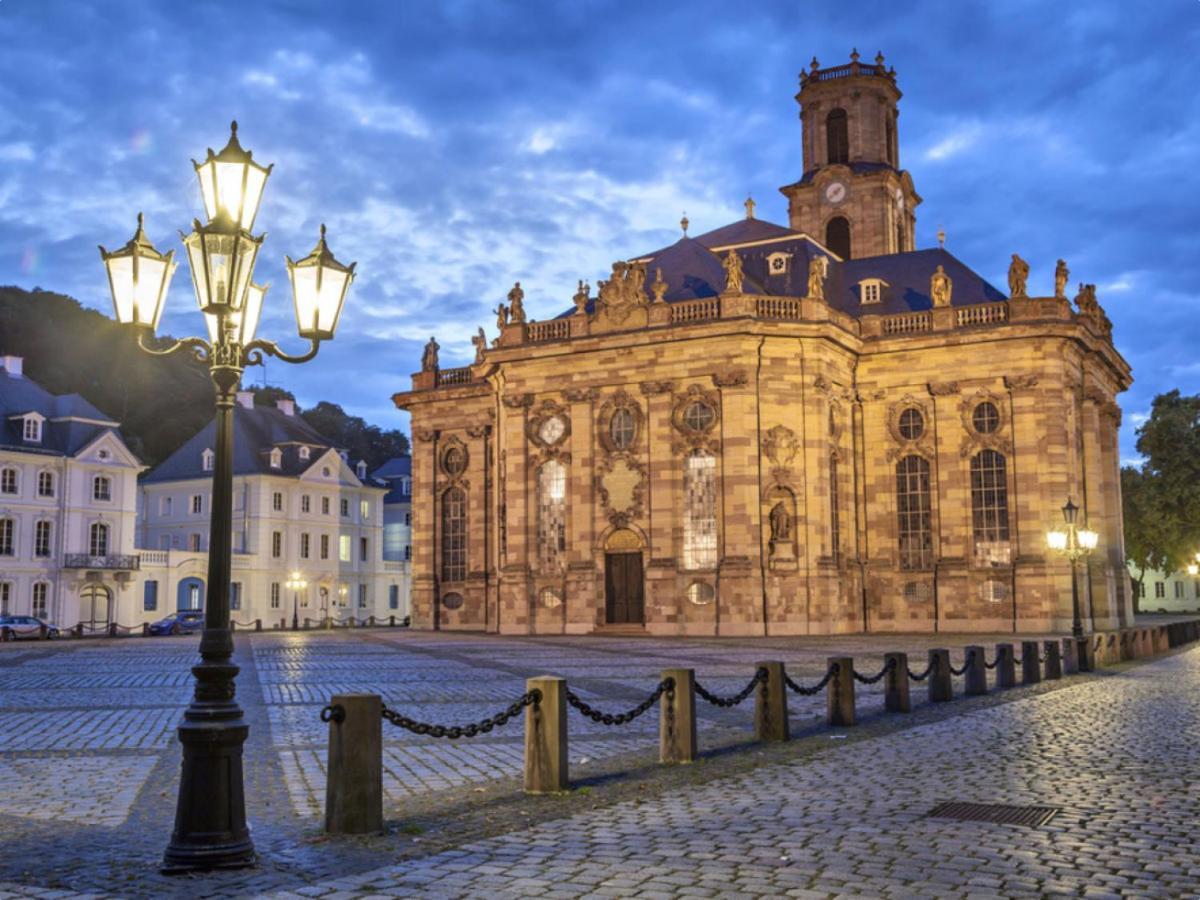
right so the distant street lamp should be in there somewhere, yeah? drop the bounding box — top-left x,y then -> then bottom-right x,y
286,572 -> 308,631
99,121 -> 356,874
1046,498 -> 1100,648
1186,552 -> 1199,577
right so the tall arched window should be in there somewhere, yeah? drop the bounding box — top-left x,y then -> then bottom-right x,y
970,449 -> 1011,564
683,450 -> 718,570
0,519 -> 12,556
826,108 -> 849,164
826,217 -> 851,260
89,522 -> 109,557
440,487 -> 467,582
896,455 -> 933,570
32,582 -> 48,619
895,220 -> 905,253
537,460 -> 567,569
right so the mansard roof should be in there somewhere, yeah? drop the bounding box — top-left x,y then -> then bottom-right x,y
371,455 -> 412,504
142,403 -> 340,483
0,365 -> 130,458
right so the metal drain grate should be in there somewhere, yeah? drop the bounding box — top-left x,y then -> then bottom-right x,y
926,801 -> 1060,828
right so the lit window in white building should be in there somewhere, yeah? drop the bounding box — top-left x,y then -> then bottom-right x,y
360,499 -> 369,521
339,534 -> 351,562
682,451 -> 718,570
269,448 -> 282,468
201,448 -> 214,471
299,446 -> 310,461
23,415 -> 42,442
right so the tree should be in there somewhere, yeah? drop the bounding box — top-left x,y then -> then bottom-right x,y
1135,389 -> 1200,570
1121,466 -> 1173,612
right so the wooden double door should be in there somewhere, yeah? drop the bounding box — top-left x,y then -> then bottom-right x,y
604,551 -> 644,624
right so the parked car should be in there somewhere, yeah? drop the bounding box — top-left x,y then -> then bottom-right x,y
147,611 -> 205,636
0,615 -> 60,640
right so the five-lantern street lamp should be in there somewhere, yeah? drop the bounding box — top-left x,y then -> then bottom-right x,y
99,122 -> 356,874
287,572 -> 308,631
1046,498 -> 1100,650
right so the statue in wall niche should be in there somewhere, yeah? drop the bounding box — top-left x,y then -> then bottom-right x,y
807,255 -> 828,300
471,327 -> 486,364
930,264 -> 952,308
573,279 -> 590,314
1054,259 -> 1070,299
507,282 -> 526,324
722,249 -> 744,294
769,501 -> 792,543
651,267 -> 668,303
1008,253 -> 1030,298
421,336 -> 440,372
495,302 -> 509,330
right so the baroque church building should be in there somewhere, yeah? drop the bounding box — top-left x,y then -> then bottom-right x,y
395,52 -> 1132,636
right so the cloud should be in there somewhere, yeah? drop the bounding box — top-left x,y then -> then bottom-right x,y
0,142 -> 34,162
923,123 -> 983,162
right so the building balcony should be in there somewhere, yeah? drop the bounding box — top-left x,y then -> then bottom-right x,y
63,553 -> 140,571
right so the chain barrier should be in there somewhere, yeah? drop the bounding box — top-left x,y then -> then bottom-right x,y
373,689 -> 541,739
906,655 -> 939,682
1012,655 -> 1023,665
565,678 -> 674,726
851,657 -> 896,685
319,704 -> 345,724
983,654 -> 998,670
948,650 -> 975,677
784,664 -> 838,696
696,667 -> 767,708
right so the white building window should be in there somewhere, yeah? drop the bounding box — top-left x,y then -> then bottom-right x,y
23,416 -> 42,442
320,534 -> 330,559
536,460 -> 567,570
189,533 -> 202,551
0,581 -> 10,614
341,498 -> 349,517
37,471 -> 54,497
230,582 -> 242,611
300,533 -> 310,559
301,495 -> 311,513
92,476 -> 112,502
0,518 -> 12,556
356,461 -> 367,480
34,521 -> 51,558
360,499 -> 370,521
269,448 -> 282,469
273,492 -> 283,512
191,494 -> 203,515
272,531 -> 282,558
159,534 -> 171,550
201,448 -> 214,471
89,522 -> 109,556
1,468 -> 17,495
339,534 -> 351,562
322,496 -> 330,515
270,582 -> 281,609
32,582 -> 48,619
299,446 -> 310,461
358,584 -> 368,608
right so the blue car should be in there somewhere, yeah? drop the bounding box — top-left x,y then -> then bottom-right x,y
148,611 -> 205,636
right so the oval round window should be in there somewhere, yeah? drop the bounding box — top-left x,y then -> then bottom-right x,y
683,401 -> 716,433
443,446 -> 467,476
687,582 -> 715,605
972,401 -> 1000,435
441,592 -> 464,610
539,588 -> 562,608
610,407 -> 636,450
538,416 -> 566,445
898,408 -> 924,441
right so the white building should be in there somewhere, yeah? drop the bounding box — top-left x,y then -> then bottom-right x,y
1128,563 -> 1200,614
0,356 -> 143,626
135,392 -> 409,626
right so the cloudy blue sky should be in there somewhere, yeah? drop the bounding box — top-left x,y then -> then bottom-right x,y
0,1 -> 1197,461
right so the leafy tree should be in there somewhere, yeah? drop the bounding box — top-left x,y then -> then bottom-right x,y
299,400 -> 410,469
1121,466 -> 1174,611
1135,390 -> 1200,566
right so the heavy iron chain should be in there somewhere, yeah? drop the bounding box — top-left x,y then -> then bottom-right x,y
351,689 -> 542,739
696,667 -> 767,708
948,650 -> 975,677
851,657 -> 896,685
784,664 -> 838,696
983,654 -> 998,670
565,678 -> 674,726
906,655 -> 939,682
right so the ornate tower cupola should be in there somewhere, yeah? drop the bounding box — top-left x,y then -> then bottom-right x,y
779,50 -> 921,260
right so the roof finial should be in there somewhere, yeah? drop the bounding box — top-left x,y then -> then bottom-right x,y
230,120 -> 238,136
744,196 -> 756,220
850,48 -> 860,63
875,50 -> 885,66
937,226 -> 946,249
810,55 -> 820,71
320,223 -> 327,240
136,211 -> 145,230
681,212 -> 689,236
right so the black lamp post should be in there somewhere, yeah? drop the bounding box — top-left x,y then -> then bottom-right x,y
1047,497 -> 1099,663
287,572 -> 307,631
99,122 -> 356,873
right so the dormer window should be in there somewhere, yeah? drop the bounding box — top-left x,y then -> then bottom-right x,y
201,448 -> 215,472
22,415 -> 43,443
859,278 -> 888,305
299,446 -> 311,461
356,461 -> 367,480
269,448 -> 282,469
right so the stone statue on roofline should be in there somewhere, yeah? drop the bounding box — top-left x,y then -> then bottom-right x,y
930,264 -> 952,308
651,268 -> 667,303
573,280 -> 590,315
722,249 -> 744,294
507,282 -> 526,324
1008,253 -> 1030,298
495,303 -> 509,330
421,336 -> 440,372
1054,259 -> 1070,299
807,255 -> 828,301
471,327 -> 487,364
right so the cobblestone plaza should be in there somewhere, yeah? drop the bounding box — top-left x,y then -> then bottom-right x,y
0,628 -> 1197,898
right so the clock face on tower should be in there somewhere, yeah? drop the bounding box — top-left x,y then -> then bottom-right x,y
824,180 -> 848,206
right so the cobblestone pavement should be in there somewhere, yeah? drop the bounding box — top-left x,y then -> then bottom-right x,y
0,625 -> 1195,897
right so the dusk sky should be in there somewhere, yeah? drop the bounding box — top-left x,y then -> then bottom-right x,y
0,1 -> 1196,462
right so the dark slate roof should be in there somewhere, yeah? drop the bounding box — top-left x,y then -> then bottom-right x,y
142,404 -> 342,483
0,367 -> 129,457
556,217 -> 1004,320
372,456 -> 412,505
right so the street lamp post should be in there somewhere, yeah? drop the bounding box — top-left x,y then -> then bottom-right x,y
1046,498 -> 1100,661
287,572 -> 307,631
99,122 -> 356,874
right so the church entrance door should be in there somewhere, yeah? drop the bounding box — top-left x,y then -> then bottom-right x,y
604,552 -> 644,625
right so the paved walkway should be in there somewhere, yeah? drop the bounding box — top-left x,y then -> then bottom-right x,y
0,628 -> 1195,897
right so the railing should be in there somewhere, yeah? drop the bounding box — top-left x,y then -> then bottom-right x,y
139,550 -> 168,566
62,554 -> 140,570
435,366 -> 473,387
881,311 -> 932,335
526,319 -> 570,343
383,561 -> 407,573
956,303 -> 1009,327
670,297 -> 720,323
756,297 -> 802,320
808,62 -> 890,83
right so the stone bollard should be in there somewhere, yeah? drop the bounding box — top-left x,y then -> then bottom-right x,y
389,614 -> 396,627
1021,641 -> 1041,684
108,622 -> 118,638
524,676 -> 567,793
142,622 -> 150,637
1152,626 -> 1166,654
964,645 -> 988,695
1139,629 -> 1153,657
826,657 -> 855,727
1119,630 -> 1134,662
754,661 -> 789,742
928,649 -> 952,703
883,652 -> 911,713
73,623 -> 83,638
1062,637 -> 1079,675
324,693 -> 383,835
659,668 -> 696,764
995,643 -> 1016,688
1168,623 -> 1181,648
1043,641 -> 1063,680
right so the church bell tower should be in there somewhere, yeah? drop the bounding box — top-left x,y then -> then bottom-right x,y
779,50 -> 921,260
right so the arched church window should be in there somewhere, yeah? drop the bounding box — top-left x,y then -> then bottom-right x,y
610,407 -> 637,450
440,487 -> 467,582
683,450 -> 718,570
826,108 -> 849,164
970,450 -> 1010,563
896,455 -> 933,570
825,217 -> 851,260
536,460 -> 567,569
